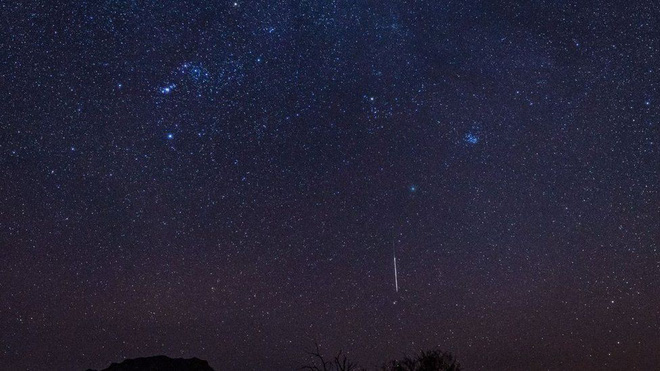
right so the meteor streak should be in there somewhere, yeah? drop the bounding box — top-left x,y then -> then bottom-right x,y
393,254 -> 399,292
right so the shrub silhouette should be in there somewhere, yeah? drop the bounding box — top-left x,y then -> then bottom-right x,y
301,343 -> 460,371
381,349 -> 461,371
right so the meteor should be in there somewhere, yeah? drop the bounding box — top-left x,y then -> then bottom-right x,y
393,253 -> 399,292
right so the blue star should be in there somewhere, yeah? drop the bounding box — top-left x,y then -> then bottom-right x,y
409,185 -> 417,192
160,83 -> 176,94
166,133 -> 174,140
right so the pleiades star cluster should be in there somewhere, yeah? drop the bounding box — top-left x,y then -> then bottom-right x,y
1,1 -> 658,370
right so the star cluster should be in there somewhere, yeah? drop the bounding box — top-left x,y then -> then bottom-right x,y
1,1 -> 658,370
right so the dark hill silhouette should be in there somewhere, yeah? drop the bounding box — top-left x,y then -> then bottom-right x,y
85,355 -> 214,371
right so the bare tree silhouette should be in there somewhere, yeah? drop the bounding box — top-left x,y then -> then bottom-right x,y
301,342 -> 363,371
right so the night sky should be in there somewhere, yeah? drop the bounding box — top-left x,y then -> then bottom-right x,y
1,1 -> 659,370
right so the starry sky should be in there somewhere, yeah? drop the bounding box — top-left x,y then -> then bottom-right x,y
1,1 -> 659,370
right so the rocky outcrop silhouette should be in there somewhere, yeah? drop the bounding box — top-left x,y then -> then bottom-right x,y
86,355 -> 214,371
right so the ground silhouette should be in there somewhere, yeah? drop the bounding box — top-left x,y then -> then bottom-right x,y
86,347 -> 460,371
85,355 -> 214,371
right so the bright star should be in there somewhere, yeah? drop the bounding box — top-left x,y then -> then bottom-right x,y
167,133 -> 174,140
160,83 -> 176,94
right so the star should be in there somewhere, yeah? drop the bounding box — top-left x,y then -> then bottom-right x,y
160,83 -> 176,94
